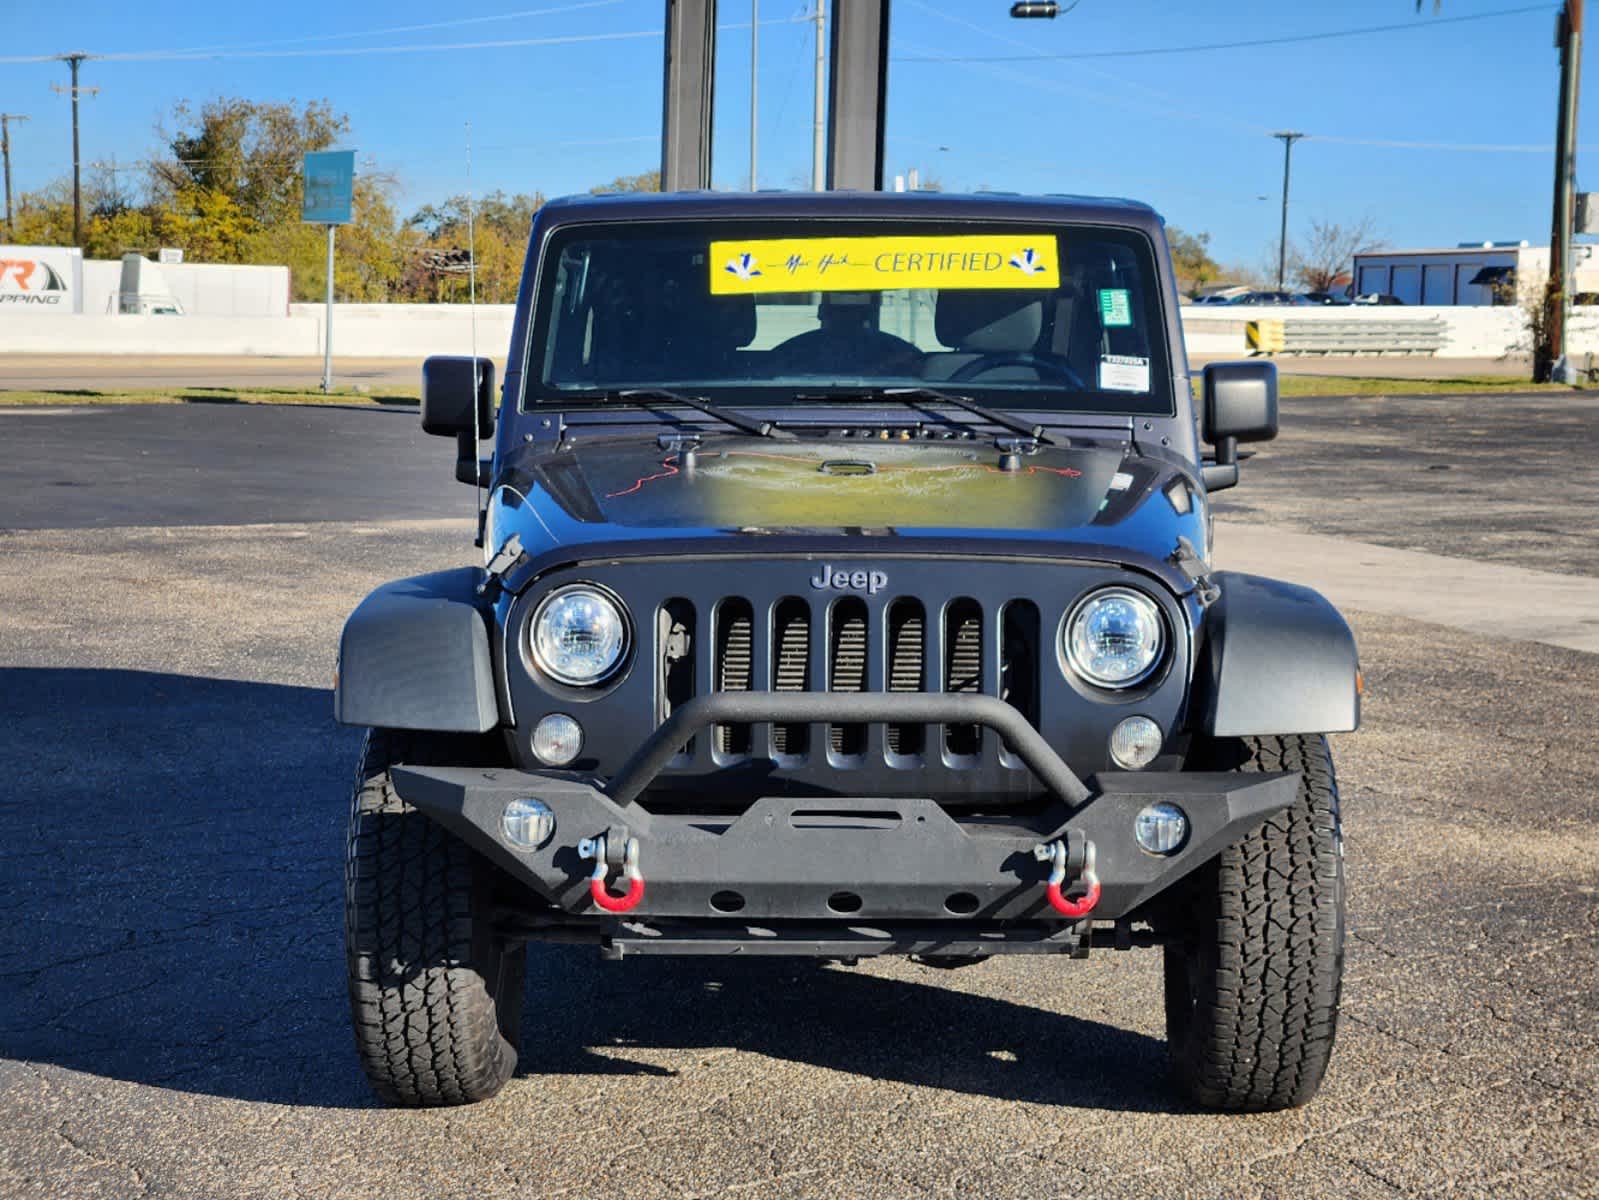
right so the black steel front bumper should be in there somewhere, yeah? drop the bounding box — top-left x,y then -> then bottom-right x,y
391,693 -> 1297,931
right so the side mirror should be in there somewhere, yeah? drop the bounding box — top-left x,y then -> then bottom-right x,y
422,355 -> 496,438
421,356 -> 496,486
1200,361 -> 1278,492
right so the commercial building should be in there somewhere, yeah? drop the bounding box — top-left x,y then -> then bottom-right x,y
1352,242 -> 1599,306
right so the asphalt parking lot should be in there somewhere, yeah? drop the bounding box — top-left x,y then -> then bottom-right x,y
2,395 -> 1597,1199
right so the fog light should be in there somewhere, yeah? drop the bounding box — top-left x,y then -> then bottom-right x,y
1109,715 -> 1163,769
1134,802 -> 1188,855
532,713 -> 583,766
501,798 -> 555,849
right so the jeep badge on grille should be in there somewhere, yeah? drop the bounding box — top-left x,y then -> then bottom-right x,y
810,564 -> 888,595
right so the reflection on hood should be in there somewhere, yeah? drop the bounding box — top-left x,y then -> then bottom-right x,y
488,430 -> 1209,591
525,434 -> 1123,533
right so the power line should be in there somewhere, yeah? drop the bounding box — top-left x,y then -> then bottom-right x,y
904,0 -> 1265,136
87,29 -> 658,64
900,24 -> 1581,159
0,15 -> 808,65
1310,135 -> 1570,152
896,3 -> 1554,63
133,0 -> 627,58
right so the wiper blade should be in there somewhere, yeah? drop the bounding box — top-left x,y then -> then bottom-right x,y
880,387 -> 1057,446
608,388 -> 793,439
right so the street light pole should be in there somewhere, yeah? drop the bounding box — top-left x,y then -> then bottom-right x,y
1547,0 -> 1584,383
1272,131 -> 1305,290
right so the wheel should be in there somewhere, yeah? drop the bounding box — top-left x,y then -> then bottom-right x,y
344,728 -> 526,1106
1163,733 -> 1345,1111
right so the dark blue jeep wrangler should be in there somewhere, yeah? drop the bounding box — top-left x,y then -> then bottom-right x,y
336,191 -> 1358,1110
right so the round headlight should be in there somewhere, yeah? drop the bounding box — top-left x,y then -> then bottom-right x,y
530,585 -> 628,685
1064,587 -> 1165,688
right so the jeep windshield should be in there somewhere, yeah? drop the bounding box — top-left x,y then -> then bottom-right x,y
522,219 -> 1174,416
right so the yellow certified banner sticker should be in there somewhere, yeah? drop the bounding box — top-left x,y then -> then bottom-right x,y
709,234 -> 1060,294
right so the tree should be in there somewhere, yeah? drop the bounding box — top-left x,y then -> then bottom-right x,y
8,180 -> 76,245
248,178 -> 411,302
406,190 -> 544,304
154,186 -> 255,264
1292,218 -> 1383,294
1167,226 -> 1223,297
590,170 -> 661,194
154,98 -> 347,230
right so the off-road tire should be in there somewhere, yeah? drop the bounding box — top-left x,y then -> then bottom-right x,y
345,728 -> 525,1106
1163,733 -> 1345,1112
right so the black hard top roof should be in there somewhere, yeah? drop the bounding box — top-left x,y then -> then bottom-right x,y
540,189 -> 1164,233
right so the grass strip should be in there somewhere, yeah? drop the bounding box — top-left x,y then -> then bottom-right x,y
0,386 -> 419,408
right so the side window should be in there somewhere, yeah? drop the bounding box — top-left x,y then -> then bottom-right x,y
544,248 -> 593,380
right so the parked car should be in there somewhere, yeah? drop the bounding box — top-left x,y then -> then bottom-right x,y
1224,290 -> 1311,306
1351,293 -> 1405,306
1300,291 -> 1351,306
335,190 -> 1358,1114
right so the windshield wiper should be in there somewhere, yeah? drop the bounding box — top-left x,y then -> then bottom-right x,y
607,388 -> 793,440
879,387 -> 1057,446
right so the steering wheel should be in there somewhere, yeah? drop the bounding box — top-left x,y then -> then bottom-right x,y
949,351 -> 1085,389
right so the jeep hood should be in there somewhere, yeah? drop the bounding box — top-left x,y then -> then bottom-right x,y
491,431 -> 1208,580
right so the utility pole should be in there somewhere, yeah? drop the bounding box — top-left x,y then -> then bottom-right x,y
0,114 -> 28,240
52,53 -> 98,247
749,0 -> 759,189
1272,131 -> 1305,290
811,0 -> 826,191
1546,0 -> 1584,383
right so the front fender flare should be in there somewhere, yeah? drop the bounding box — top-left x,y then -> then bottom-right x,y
334,568 -> 499,733
1194,571 -> 1359,737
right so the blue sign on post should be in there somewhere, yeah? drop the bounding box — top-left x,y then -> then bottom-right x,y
305,150 -> 356,393
302,150 -> 356,225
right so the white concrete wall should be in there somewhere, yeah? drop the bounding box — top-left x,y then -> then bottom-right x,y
287,302 -> 516,358
78,259 -> 292,318
0,313 -> 319,356
1178,303 -> 1599,358
5,300 -> 1599,361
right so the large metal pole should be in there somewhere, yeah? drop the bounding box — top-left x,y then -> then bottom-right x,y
1272,131 -> 1304,290
661,0 -> 717,191
749,0 -> 759,189
812,0 -> 826,190
0,115 -> 26,239
69,55 -> 83,247
322,225 -> 335,393
1547,0 -> 1584,383
827,0 -> 891,191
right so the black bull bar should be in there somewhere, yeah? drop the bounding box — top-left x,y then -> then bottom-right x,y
391,692 -> 1298,925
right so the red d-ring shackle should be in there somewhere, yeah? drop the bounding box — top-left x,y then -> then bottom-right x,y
1046,875 -> 1101,918
1035,839 -> 1100,918
591,872 -> 645,913
581,834 -> 645,914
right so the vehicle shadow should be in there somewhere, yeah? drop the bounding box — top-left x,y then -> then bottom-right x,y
0,667 -> 1174,1114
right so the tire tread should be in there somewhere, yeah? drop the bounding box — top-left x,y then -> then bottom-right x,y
1166,733 -> 1344,1111
344,729 -> 520,1106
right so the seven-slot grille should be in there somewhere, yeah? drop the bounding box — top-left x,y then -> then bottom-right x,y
658,592 -> 1042,767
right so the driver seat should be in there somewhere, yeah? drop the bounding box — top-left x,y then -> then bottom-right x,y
921,290 -> 1050,382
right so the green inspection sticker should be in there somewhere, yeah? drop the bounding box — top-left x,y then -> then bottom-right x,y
1098,288 -> 1132,327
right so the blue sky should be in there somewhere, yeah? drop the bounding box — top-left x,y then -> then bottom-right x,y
1,0 -> 1584,266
